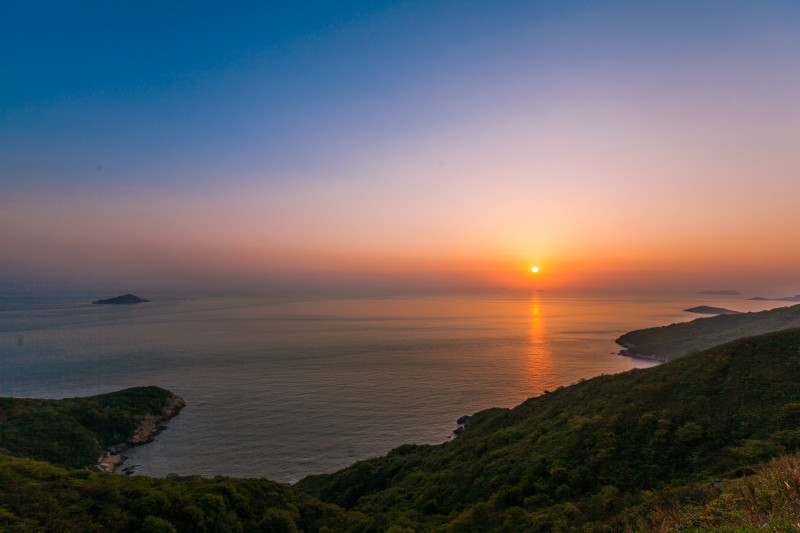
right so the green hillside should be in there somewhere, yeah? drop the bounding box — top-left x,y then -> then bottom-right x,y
0,386 -> 183,469
617,303 -> 800,361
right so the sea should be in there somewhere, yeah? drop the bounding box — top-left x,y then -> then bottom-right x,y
0,290 -> 787,482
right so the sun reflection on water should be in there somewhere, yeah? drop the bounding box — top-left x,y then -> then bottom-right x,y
522,294 -> 554,398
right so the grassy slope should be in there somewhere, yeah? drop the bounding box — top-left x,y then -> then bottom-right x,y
299,327 -> 800,531
616,303 -> 800,360
635,451 -> 800,531
0,386 -> 179,469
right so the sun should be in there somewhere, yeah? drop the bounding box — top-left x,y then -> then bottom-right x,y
531,266 -> 539,273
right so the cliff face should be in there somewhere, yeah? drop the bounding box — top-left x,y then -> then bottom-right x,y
130,394 -> 186,445
96,393 -> 186,473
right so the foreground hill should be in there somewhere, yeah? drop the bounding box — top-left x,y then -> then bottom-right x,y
617,303 -> 800,361
3,329 -> 800,531
0,454 -> 365,532
0,387 -> 184,470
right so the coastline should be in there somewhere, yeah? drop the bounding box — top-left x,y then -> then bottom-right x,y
616,303 -> 800,363
95,394 -> 186,473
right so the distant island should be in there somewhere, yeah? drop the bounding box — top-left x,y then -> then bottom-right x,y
92,293 -> 149,305
616,303 -> 800,361
683,305 -> 741,315
749,294 -> 800,302
697,290 -> 740,295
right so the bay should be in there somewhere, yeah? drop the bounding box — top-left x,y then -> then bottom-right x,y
0,291 -> 784,481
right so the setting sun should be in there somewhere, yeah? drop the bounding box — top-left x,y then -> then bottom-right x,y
532,267 -> 539,273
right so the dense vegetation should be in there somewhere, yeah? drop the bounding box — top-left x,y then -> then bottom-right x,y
3,329 -> 800,531
617,303 -> 800,360
0,387 -> 179,469
0,454 -> 366,532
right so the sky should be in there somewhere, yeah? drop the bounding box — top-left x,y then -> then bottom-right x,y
2,1 -> 800,295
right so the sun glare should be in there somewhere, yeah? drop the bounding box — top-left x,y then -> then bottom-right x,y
531,266 -> 539,273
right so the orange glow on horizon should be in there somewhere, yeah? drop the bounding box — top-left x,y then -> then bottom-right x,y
3,182 -> 800,294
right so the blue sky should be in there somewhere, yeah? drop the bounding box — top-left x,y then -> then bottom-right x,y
3,1 -> 800,293
6,0 -> 791,190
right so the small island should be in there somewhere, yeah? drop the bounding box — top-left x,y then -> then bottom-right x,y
92,293 -> 150,305
684,305 -> 741,315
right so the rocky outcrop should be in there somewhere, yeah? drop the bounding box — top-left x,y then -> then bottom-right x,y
617,340 -> 666,362
130,395 -> 185,445
94,394 -> 185,473
96,452 -> 127,473
451,415 -> 471,440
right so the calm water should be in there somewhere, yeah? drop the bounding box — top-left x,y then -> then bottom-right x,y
0,291 -> 786,481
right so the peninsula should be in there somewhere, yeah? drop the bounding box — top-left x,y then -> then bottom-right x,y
749,294 -> 800,302
617,303 -> 800,361
0,386 -> 184,471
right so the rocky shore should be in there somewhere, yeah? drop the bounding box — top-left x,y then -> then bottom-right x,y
616,340 -> 667,362
95,394 -> 186,473
450,414 -> 470,440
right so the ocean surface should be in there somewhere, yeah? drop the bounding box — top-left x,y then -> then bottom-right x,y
0,291 -> 787,482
